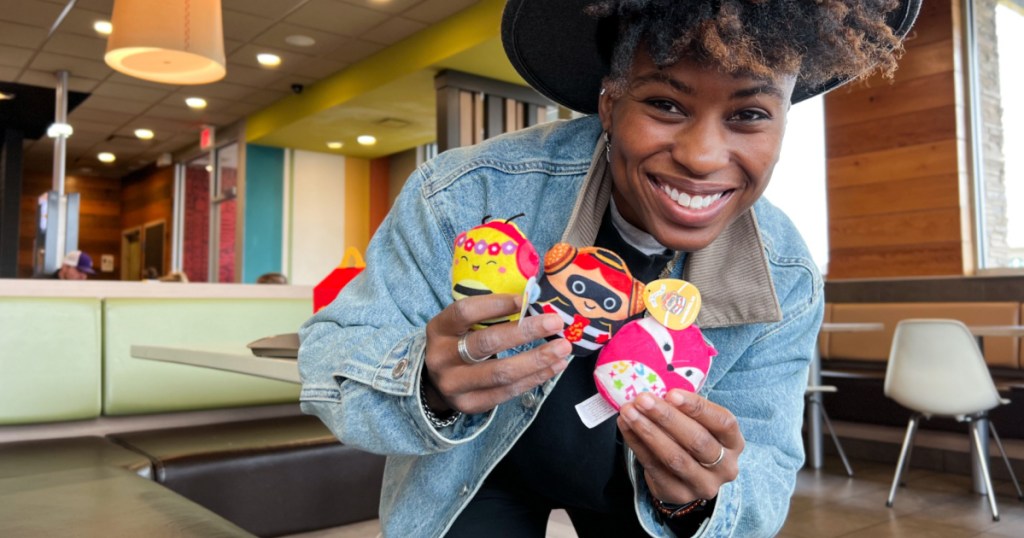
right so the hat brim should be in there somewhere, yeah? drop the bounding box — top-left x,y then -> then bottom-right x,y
501,0 -> 922,114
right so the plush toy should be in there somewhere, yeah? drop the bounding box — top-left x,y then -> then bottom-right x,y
452,215 -> 540,329
526,243 -> 645,357
593,279 -> 716,410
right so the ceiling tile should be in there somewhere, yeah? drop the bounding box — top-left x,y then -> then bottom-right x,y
287,56 -> 348,80
28,51 -> 112,80
0,21 -> 48,50
285,0 -> 389,35
0,1 -> 64,27
222,101 -> 263,117
222,0 -> 309,20
70,118 -> 124,135
328,38 -> 385,64
227,43 -> 310,71
0,45 -> 35,69
252,23 -> 349,57
222,9 -> 276,42
73,0 -> 114,15
89,80 -> 174,103
148,102 -> 227,125
403,0 -> 478,24
359,16 -> 425,46
74,94 -> 152,115
178,81 -> 257,101
221,63 -> 287,88
339,0 -> 423,15
42,32 -> 108,61
0,65 -> 20,81
58,8 -> 114,38
224,38 -> 246,55
69,107 -> 136,127
18,69 -> 101,92
239,88 -> 288,107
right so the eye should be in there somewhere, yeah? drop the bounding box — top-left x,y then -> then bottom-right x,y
602,297 -> 619,311
460,255 -> 468,262
647,99 -> 682,114
571,280 -> 586,295
486,260 -> 497,265
730,109 -> 770,122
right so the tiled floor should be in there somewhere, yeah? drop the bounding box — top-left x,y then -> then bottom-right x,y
289,453 -> 1024,538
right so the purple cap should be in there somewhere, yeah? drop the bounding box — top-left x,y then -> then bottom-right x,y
62,250 -> 96,274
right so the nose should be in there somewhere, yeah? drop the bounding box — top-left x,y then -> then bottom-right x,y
670,118 -> 730,177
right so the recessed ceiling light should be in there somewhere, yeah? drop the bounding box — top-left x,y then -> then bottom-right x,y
93,20 -> 112,35
98,152 -> 116,163
357,135 -> 377,146
284,35 -> 316,47
185,97 -> 207,109
0,91 -> 15,100
256,53 -> 281,67
205,165 -> 214,172
134,128 -> 154,140
326,141 -> 343,150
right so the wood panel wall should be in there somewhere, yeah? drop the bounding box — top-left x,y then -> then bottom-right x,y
121,165 -> 174,278
824,0 -> 971,279
17,172 -> 122,279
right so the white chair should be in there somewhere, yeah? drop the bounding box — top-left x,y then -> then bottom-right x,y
884,319 -> 1023,521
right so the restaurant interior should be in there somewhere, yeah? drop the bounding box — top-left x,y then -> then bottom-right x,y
2,0 -> 1024,536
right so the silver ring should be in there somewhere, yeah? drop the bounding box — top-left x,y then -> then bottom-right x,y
457,334 -> 487,364
699,446 -> 725,469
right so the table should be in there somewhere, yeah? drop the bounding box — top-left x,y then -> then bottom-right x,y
807,322 -> 885,470
963,324 -> 1024,494
130,345 -> 300,384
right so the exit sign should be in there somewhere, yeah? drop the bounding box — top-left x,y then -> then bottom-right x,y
199,126 -> 215,150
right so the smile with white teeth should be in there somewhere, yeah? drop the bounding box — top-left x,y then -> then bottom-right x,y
661,184 -> 725,209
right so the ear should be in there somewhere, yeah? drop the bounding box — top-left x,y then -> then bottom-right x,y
544,243 -> 577,273
628,279 -> 646,316
598,84 -> 614,133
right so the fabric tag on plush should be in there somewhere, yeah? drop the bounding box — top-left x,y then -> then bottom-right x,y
575,392 -> 618,429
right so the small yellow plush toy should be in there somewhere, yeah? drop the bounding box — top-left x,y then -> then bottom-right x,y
452,214 -> 540,329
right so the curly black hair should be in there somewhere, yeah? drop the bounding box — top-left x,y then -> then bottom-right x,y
587,0 -> 905,95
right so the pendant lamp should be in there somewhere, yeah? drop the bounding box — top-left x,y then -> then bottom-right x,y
104,0 -> 226,85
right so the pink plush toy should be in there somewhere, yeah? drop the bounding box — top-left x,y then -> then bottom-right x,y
593,316 -> 716,410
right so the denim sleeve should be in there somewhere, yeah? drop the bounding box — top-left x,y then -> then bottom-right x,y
297,165 -> 495,456
634,267 -> 824,537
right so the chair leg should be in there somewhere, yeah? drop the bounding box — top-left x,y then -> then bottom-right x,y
969,420 -> 1000,521
887,414 -> 920,508
816,401 -> 854,477
989,423 -> 1024,501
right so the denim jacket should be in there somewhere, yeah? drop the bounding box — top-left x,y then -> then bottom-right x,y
299,115 -> 824,537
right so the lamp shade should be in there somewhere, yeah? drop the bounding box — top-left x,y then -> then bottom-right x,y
104,0 -> 226,85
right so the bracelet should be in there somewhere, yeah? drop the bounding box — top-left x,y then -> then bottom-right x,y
651,495 -> 708,520
419,378 -> 462,429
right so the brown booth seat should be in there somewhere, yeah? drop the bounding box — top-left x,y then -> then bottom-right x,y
109,414 -> 386,538
0,436 -> 252,537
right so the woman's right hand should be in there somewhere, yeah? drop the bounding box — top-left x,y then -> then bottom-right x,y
423,293 -> 571,415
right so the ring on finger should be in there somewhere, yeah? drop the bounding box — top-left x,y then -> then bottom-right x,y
457,334 -> 487,364
699,446 -> 725,469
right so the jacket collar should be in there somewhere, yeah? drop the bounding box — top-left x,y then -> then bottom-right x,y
560,138 -> 782,328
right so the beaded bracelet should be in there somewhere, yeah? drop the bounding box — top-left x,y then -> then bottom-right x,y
419,379 -> 462,429
651,495 -> 708,520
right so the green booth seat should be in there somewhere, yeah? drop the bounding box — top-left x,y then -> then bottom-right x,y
103,298 -> 311,415
0,297 -> 103,425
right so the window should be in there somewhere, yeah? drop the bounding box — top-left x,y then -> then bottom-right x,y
971,0 -> 1024,270
177,142 -> 239,283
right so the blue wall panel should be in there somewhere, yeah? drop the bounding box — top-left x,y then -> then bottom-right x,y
243,145 -> 284,283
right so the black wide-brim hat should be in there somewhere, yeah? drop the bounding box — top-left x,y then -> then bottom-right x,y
501,0 -> 922,113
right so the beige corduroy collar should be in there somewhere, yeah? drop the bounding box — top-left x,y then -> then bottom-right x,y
560,140 -> 782,329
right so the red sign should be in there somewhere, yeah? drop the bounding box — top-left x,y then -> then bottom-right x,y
199,126 -> 215,150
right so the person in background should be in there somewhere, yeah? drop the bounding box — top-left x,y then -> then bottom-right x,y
55,250 -> 95,280
256,272 -> 289,285
299,1 -> 920,536
158,271 -> 190,283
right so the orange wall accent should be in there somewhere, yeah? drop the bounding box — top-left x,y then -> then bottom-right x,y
369,157 -> 390,237
343,157 -> 371,255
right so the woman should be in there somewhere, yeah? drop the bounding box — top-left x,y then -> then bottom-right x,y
299,1 -> 919,536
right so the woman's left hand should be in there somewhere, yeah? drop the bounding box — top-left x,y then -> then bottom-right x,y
617,389 -> 744,505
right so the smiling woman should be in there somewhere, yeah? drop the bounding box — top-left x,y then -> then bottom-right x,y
298,1 -> 920,537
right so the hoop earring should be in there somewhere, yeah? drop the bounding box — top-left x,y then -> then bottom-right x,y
604,131 -> 611,163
